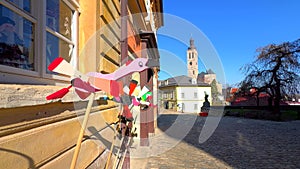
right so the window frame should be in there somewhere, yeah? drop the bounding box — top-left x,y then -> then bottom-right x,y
0,0 -> 79,84
0,0 -> 39,77
43,0 -> 79,81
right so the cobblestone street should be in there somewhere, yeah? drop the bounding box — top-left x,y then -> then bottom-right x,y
132,110 -> 300,169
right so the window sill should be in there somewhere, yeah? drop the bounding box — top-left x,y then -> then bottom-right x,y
0,84 -> 106,108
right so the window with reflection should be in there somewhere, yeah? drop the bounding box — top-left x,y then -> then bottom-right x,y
7,0 -> 30,13
46,32 -> 73,73
0,0 -> 78,82
46,0 -> 74,73
0,4 -> 34,70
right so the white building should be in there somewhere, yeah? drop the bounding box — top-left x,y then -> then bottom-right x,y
159,75 -> 211,113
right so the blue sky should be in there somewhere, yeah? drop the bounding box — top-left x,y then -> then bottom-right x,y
157,0 -> 300,86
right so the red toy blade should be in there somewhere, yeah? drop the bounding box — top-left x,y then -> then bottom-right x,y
129,80 -> 138,96
46,85 -> 72,100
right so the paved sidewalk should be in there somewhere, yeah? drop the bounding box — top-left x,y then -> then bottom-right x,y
131,110 -> 300,169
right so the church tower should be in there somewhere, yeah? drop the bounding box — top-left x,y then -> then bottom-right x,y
187,37 -> 198,79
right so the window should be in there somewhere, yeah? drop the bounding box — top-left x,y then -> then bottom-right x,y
8,0 -> 30,12
0,3 -> 34,70
46,0 -> 75,74
194,92 -> 197,98
170,92 -> 173,99
189,53 -> 191,59
181,92 -> 184,98
194,104 -> 198,110
189,61 -> 192,66
163,93 -> 167,99
0,0 -> 78,83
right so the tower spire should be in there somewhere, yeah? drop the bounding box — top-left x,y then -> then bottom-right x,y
189,37 -> 196,50
187,37 -> 198,79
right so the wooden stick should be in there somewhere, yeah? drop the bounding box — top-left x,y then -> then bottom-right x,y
112,105 -> 124,169
113,136 -> 125,169
70,93 -> 95,169
105,124 -> 117,169
118,106 -> 137,169
118,135 -> 132,169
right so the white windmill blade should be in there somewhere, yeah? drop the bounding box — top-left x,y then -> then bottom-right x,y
48,57 -> 88,81
123,85 -> 130,95
139,100 -> 150,106
138,86 -> 150,98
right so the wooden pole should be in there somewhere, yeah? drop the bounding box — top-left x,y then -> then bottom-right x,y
105,124 -> 117,169
120,0 -> 130,168
118,138 -> 129,169
113,136 -> 125,169
70,93 -> 95,169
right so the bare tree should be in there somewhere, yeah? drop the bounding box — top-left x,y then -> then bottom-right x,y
240,38 -> 300,118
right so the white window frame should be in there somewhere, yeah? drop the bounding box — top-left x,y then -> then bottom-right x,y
0,0 -> 39,77
43,0 -> 79,81
194,92 -> 197,98
0,0 -> 79,84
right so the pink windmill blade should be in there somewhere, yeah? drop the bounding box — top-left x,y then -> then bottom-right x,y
132,97 -> 140,106
72,78 -> 100,93
88,76 -> 120,97
72,78 -> 101,99
74,89 -> 91,100
46,85 -> 72,100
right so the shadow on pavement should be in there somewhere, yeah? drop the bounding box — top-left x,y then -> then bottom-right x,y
155,112 -> 300,168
